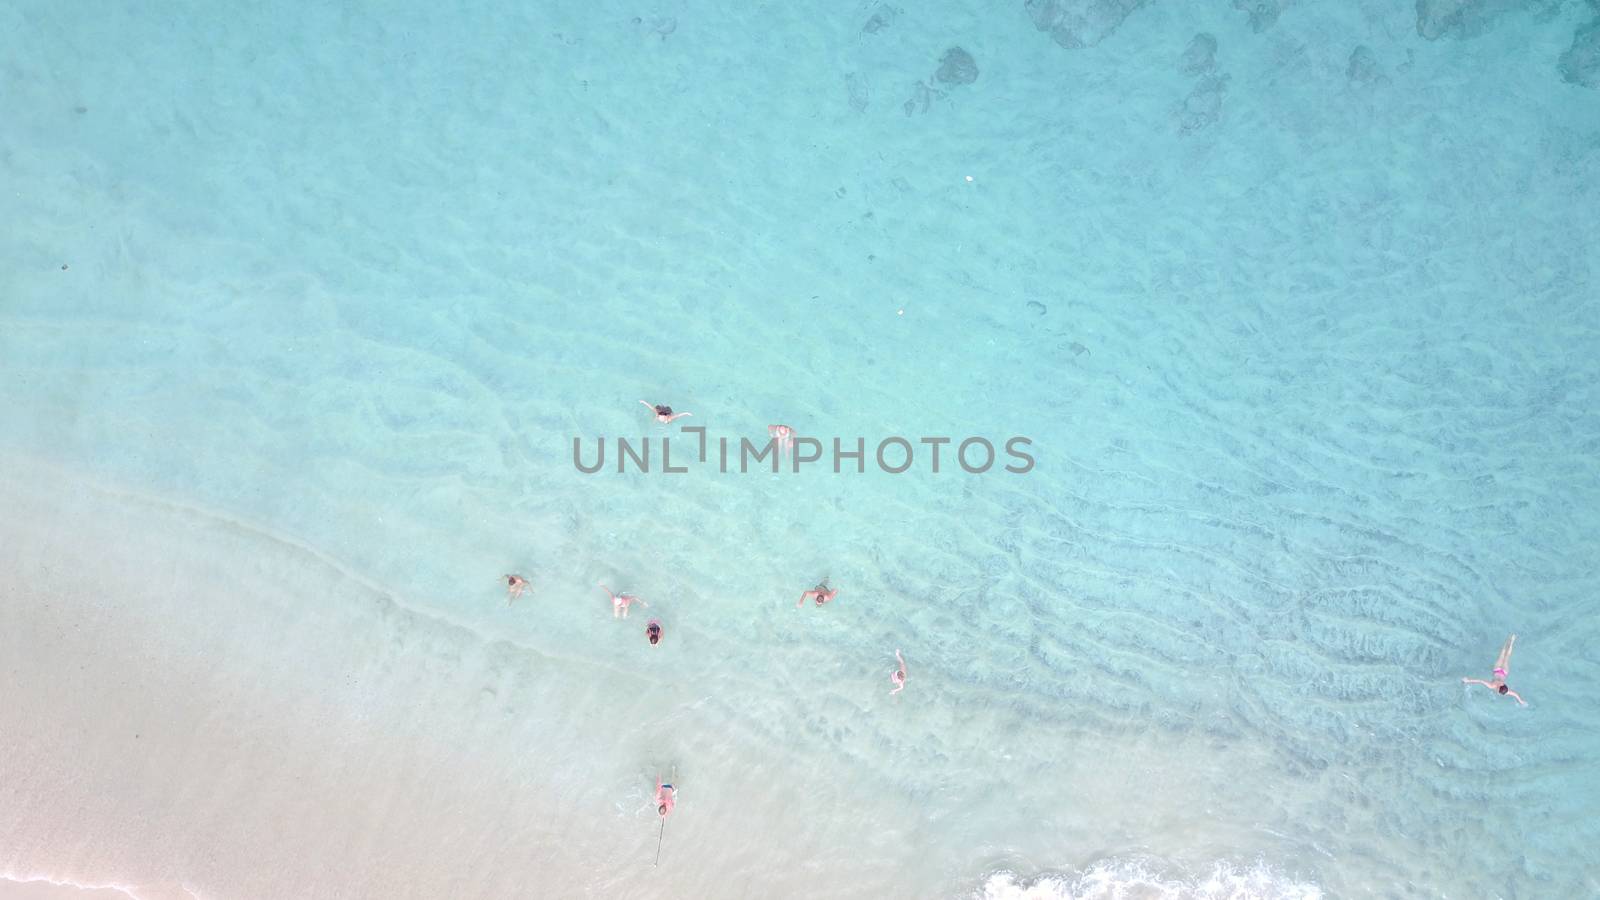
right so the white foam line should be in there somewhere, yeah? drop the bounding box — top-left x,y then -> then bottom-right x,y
2,870 -> 210,900
0,871 -> 140,898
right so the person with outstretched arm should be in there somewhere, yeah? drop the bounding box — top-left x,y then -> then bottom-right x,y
1462,634 -> 1527,706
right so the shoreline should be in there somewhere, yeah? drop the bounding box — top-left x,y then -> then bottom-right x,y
0,456 -> 926,898
0,876 -> 147,900
0,456 -> 1337,899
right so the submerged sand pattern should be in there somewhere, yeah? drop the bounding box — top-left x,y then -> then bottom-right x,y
3,0 -> 1600,897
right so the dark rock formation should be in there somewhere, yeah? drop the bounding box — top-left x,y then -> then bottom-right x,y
901,48 -> 977,116
1347,46 -> 1384,84
904,81 -> 939,116
862,4 -> 902,34
845,72 -> 871,113
1234,0 -> 1292,33
1177,74 -> 1230,134
1025,0 -> 1149,50
1413,0 -> 1560,40
935,47 -> 979,85
1180,33 -> 1218,76
1558,20 -> 1600,88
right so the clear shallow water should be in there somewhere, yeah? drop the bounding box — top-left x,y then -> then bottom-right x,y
2,0 -> 1599,897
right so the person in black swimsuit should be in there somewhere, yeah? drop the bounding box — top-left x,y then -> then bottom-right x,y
639,400 -> 692,423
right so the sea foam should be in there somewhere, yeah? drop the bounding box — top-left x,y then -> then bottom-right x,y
977,859 -> 1321,900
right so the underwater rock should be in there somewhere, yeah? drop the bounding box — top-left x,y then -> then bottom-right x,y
935,47 -> 979,85
845,72 -> 871,112
1558,20 -> 1600,88
632,15 -> 677,40
903,81 -> 940,116
1416,0 -> 1485,39
1026,300 -> 1047,316
1177,73 -> 1229,134
1412,0 -> 1558,40
901,47 -> 975,114
1347,45 -> 1384,84
1180,33 -> 1217,75
861,3 -> 902,34
1234,0 -> 1291,32
1025,0 -> 1149,50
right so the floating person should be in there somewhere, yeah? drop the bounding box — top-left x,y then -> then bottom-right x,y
600,583 -> 647,619
646,619 -> 664,645
640,400 -> 693,423
652,770 -> 677,866
504,574 -> 530,604
798,577 -> 839,608
768,424 -> 796,456
1462,634 -> 1527,706
655,774 -> 677,818
890,649 -> 907,695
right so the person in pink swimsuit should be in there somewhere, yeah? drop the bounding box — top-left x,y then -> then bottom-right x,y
798,577 -> 839,608
504,574 -> 530,604
1462,634 -> 1526,706
655,776 -> 677,818
889,649 -> 907,695
768,424 -> 796,456
599,583 -> 647,619
640,400 -> 693,423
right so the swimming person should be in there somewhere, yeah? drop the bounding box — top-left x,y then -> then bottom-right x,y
798,577 -> 839,608
640,400 -> 693,423
504,574 -> 530,604
1462,634 -> 1527,706
655,776 -> 677,818
646,619 -> 663,645
768,424 -> 795,456
651,773 -> 678,866
890,649 -> 906,694
599,583 -> 647,619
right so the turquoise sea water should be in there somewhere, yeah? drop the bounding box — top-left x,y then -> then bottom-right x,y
3,1 -> 1599,897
